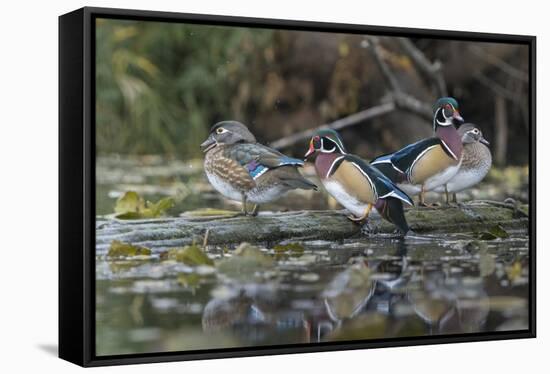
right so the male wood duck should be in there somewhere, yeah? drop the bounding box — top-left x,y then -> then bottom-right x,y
371,97 -> 465,206
434,123 -> 492,204
201,121 -> 317,216
304,129 -> 413,235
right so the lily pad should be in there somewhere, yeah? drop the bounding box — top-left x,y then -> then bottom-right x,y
107,240 -> 152,258
164,245 -> 214,266
114,191 -> 175,219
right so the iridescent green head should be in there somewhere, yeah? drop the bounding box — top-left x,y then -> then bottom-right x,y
433,97 -> 459,113
304,128 -> 347,158
432,97 -> 464,131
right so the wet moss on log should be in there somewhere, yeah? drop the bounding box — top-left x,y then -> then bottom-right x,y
95,201 -> 528,254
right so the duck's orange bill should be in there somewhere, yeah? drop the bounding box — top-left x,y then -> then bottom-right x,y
453,110 -> 464,123
304,139 -> 315,159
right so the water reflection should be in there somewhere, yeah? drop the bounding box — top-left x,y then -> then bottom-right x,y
96,233 -> 529,355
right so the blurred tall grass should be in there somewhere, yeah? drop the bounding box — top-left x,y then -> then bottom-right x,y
96,19 -> 273,158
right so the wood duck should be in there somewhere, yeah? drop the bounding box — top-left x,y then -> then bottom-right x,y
304,129 -> 414,235
371,97 -> 465,206
201,121 -> 317,216
434,123 -> 492,204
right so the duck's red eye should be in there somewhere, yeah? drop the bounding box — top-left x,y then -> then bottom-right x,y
313,136 -> 320,141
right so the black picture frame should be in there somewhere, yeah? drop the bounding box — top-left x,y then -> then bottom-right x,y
59,6 -> 536,367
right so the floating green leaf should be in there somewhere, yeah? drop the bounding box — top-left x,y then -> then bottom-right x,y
114,191 -> 145,214
148,197 -> 176,216
114,191 -> 175,219
273,242 -> 305,254
475,224 -> 510,240
107,240 -> 151,257
164,245 -> 214,266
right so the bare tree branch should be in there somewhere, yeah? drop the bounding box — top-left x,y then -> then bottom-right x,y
367,36 -> 403,94
270,36 -> 444,150
269,102 -> 396,150
397,38 -> 448,96
494,94 -> 508,166
474,71 -> 520,102
469,45 -> 529,83
366,36 -> 433,120
391,92 -> 433,119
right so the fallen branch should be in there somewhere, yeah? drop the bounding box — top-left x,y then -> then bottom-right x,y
95,203 -> 528,254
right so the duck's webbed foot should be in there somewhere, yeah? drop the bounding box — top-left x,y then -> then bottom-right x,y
443,186 -> 458,207
418,196 -> 439,208
238,195 -> 251,216
347,214 -> 365,222
347,204 -> 373,223
237,195 -> 259,217
419,202 -> 441,208
452,192 -> 458,204
418,186 -> 439,207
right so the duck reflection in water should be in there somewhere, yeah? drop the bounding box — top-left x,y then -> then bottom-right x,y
323,240 -> 490,340
201,240 -> 492,345
201,285 -> 313,345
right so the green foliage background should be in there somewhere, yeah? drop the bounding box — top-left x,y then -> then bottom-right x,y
95,19 -> 529,165
96,19 -> 273,158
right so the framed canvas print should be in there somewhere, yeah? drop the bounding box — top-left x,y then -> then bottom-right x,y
59,6 -> 536,367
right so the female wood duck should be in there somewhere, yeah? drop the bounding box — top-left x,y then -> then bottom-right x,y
371,97 -> 465,206
434,123 -> 492,204
304,129 -> 413,235
201,121 -> 317,216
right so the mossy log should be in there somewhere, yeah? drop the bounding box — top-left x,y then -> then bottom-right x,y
95,201 -> 528,254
